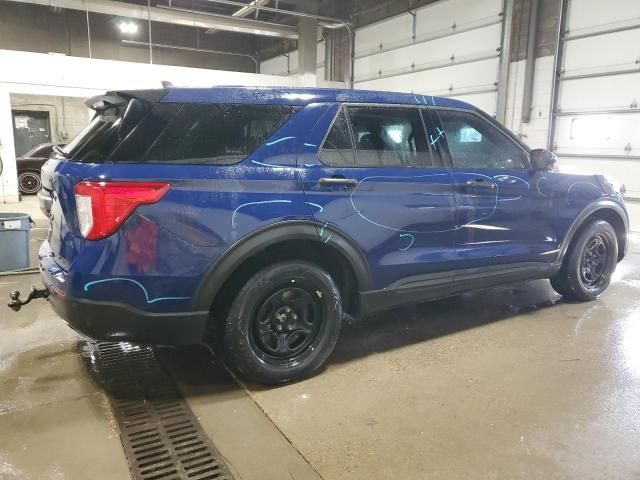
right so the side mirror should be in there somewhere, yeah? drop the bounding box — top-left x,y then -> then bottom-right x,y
530,149 -> 557,171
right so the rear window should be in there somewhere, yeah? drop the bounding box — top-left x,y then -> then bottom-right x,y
58,98 -> 150,163
139,104 -> 299,165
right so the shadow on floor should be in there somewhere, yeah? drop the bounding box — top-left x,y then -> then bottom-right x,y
78,278 -> 562,395
330,278 -> 561,366
173,278 -> 561,392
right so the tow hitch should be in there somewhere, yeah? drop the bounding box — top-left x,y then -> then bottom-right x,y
8,287 -> 49,312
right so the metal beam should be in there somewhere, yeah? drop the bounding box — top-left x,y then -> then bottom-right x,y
4,0 -> 298,38
521,0 -> 539,123
204,0 -> 270,35
496,0 -> 513,124
547,0 -> 568,151
197,0 -> 349,28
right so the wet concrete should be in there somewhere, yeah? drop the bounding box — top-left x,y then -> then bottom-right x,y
1,204 -> 639,478
0,275 -> 131,480
243,235 -> 640,480
0,274 -> 320,480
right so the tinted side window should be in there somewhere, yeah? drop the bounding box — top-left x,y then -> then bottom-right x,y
143,104 -> 298,165
347,106 -> 431,168
437,109 -> 528,169
108,103 -> 179,163
319,109 -> 355,167
61,100 -> 150,163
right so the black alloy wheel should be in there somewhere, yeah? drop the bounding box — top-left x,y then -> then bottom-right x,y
222,261 -> 343,384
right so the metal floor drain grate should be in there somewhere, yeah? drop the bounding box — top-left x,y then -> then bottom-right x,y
94,342 -> 233,480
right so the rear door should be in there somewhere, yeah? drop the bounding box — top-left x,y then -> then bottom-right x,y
431,107 -> 556,268
300,104 -> 457,289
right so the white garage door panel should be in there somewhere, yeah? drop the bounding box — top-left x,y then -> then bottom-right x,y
447,92 -> 498,115
554,0 -> 640,229
415,0 -> 502,36
357,58 -> 499,94
566,0 -> 640,33
355,14 -> 413,56
555,114 -> 640,156
558,72 -> 640,111
563,30 -> 640,76
354,23 -> 501,80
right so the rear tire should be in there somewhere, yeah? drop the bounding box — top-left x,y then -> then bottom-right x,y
222,261 -> 343,384
550,220 -> 617,301
18,170 -> 41,195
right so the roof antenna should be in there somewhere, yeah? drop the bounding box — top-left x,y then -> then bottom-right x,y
161,81 -> 174,88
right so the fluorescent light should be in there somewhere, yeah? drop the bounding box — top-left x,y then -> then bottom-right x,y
118,21 -> 139,35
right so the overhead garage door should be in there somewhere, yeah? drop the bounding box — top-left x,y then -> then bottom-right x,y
353,0 -> 506,116
551,0 -> 640,225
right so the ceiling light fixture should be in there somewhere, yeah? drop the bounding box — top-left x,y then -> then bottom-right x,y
118,21 -> 139,35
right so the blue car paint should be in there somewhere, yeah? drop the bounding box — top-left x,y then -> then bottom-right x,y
40,86 -> 626,318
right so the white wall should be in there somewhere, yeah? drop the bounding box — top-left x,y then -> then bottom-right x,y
503,56 -> 555,149
259,40 -> 344,87
0,49 -> 297,203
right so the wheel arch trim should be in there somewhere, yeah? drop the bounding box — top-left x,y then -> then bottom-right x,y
557,198 -> 629,264
190,220 -> 371,311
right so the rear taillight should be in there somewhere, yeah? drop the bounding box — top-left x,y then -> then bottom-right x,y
74,181 -> 170,240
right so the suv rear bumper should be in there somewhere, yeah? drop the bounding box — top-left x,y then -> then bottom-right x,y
40,246 -> 209,345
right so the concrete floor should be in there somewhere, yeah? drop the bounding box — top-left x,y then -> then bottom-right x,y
1,196 -> 640,479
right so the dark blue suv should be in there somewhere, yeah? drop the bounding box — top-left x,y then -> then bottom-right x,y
32,87 -> 628,383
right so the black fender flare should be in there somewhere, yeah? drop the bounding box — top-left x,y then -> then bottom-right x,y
190,220 -> 371,311
556,198 -> 629,264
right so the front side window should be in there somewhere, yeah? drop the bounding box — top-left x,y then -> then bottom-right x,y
437,109 -> 528,169
347,106 -> 431,168
319,109 -> 356,167
143,104 -> 298,165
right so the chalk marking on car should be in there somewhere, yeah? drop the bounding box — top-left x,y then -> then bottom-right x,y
231,200 -> 293,228
83,278 -> 190,304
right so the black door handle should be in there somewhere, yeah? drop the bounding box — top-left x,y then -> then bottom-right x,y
319,177 -> 358,188
465,179 -> 496,189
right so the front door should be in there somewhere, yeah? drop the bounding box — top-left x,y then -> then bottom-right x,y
431,107 -> 556,268
300,104 -> 457,290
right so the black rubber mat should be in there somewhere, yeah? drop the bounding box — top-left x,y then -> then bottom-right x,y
93,342 -> 233,480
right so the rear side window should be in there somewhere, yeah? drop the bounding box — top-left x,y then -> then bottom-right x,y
319,109 -> 356,167
347,106 -> 431,168
142,104 -> 298,165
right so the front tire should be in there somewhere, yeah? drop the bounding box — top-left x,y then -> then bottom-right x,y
222,261 -> 343,384
18,170 -> 41,195
550,220 -> 618,301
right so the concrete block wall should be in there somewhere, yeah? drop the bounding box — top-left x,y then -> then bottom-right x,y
10,94 -> 91,147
